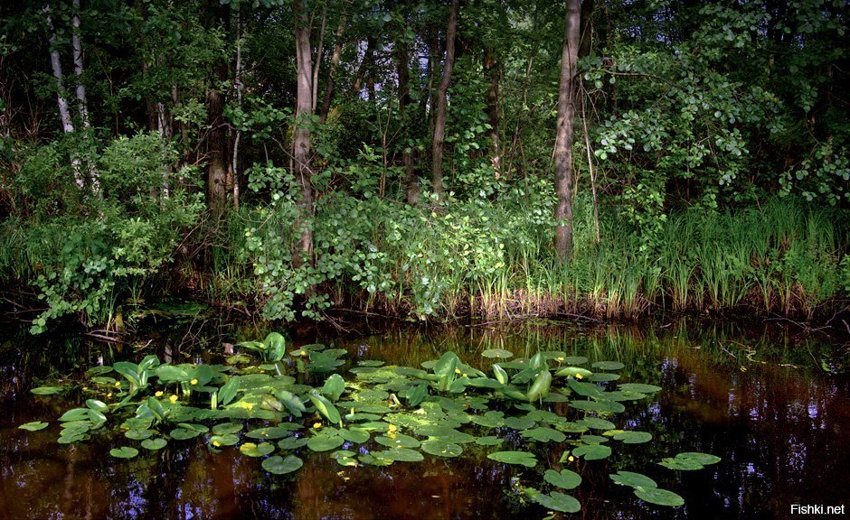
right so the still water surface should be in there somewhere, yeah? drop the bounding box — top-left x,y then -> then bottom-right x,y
0,319 -> 848,519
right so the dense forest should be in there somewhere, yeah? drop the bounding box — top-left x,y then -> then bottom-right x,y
1,0 -> 848,333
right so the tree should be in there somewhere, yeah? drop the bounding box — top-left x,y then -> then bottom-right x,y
553,0 -> 581,260
431,0 -> 459,202
293,0 -> 315,265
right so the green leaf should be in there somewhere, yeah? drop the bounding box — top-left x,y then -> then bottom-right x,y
155,365 -> 189,382
240,442 -> 275,457
339,427 -> 370,444
210,434 -> 240,447
309,392 -> 341,424
110,446 -> 139,459
212,422 -> 244,435
217,376 -> 240,406
141,438 -> 168,450
569,400 -> 626,413
384,447 -> 424,462
307,434 -> 345,452
321,374 -> 346,402
245,426 -> 292,440
487,450 -> 537,468
169,427 -> 202,440
482,348 -> 513,359
591,361 -> 625,371
618,383 -> 662,394
613,431 -> 653,444
31,386 -> 64,395
521,427 -> 566,443
572,444 -> 612,460
527,370 -> 552,401
474,435 -> 504,446
421,439 -> 463,458
544,469 -> 582,490
18,421 -> 49,431
492,364 -> 509,385
610,471 -> 657,489
634,487 -> 685,507
530,491 -> 581,513
85,399 -> 108,413
125,429 -> 154,440
376,433 -> 420,449
555,366 -> 593,378
262,455 -> 303,475
580,417 -> 616,430
59,408 -> 91,422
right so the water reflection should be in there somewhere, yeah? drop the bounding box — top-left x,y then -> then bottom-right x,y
0,320 -> 847,519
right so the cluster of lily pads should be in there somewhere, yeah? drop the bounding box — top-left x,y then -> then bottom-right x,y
21,333 -> 719,514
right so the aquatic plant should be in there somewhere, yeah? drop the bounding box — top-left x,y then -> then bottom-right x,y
20,333 -> 720,513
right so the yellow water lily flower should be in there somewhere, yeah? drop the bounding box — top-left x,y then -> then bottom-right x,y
155,391 -> 164,397
106,392 -> 113,398
114,382 -> 121,388
454,368 -> 462,375
575,373 -> 584,379
568,455 -> 575,462
169,394 -> 178,403
387,424 -> 398,433
190,378 -> 198,385
313,422 -> 322,429
212,440 -> 221,447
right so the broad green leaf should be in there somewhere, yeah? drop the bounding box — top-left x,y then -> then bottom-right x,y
487,450 -> 537,467
544,469 -> 582,490
634,487 -> 685,507
262,455 -> 303,475
210,434 -> 239,447
217,376 -> 240,407
592,361 -> 625,371
572,444 -> 612,460
31,386 -> 64,395
309,392 -> 341,424
421,439 -> 463,458
110,446 -> 139,459
321,374 -> 346,402
531,491 -> 581,513
141,438 -> 168,450
610,471 -> 657,489
18,421 -> 49,431
307,434 -> 345,452
240,442 -> 275,457
481,348 -> 513,359
613,431 -> 653,444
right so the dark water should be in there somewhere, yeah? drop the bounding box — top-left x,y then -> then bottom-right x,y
1,319 -> 848,519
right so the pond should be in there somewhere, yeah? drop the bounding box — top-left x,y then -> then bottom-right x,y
0,318 -> 848,519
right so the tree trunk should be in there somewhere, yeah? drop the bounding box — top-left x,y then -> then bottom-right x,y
483,48 -> 501,178
293,0 -> 314,265
45,3 -> 85,189
395,39 -> 419,204
431,0 -> 459,201
554,0 -> 581,260
71,0 -> 90,129
311,7 -> 327,113
319,13 -> 346,122
206,86 -> 228,216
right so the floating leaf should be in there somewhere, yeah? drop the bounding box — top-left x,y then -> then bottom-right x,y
569,400 -> 626,413
110,446 -> 139,459
592,361 -> 625,371
610,471 -> 657,489
141,438 -> 167,451
59,408 -> 90,422
212,422 -> 244,435
544,469 -> 582,490
262,455 -> 303,475
613,431 -> 653,444
572,444 -> 612,460
482,348 -> 513,359
125,429 -> 153,440
246,427 -> 293,440
588,373 -> 620,382
18,421 -> 49,431
384,447 -> 424,462
530,491 -> 581,513
474,435 -> 504,446
31,386 -> 63,395
521,427 -> 566,443
240,442 -> 275,457
376,433 -> 420,449
307,434 -> 345,452
618,383 -> 662,393
487,450 -> 537,468
563,356 -> 588,365
634,487 -> 684,507
278,437 -> 309,450
170,428 -> 202,440
339,427 -> 370,444
210,434 -> 239,447
155,365 -> 189,382
503,416 -> 536,430
676,452 -> 721,465
580,417 -> 616,430
660,452 -> 721,470
421,439 -> 463,458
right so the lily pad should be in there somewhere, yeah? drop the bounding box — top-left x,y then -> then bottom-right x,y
376,433 -> 420,449
246,427 -> 292,440
544,469 -> 582,490
618,383 -> 662,393
385,447 -> 424,462
240,442 -> 275,457
262,455 -> 303,475
18,421 -> 49,431
212,422 -> 244,435
521,427 -> 566,443
421,439 -> 463,458
569,400 -> 626,413
125,429 -> 154,440
572,444 -> 612,460
481,348 -> 513,359
591,361 -> 625,371
531,491 -> 581,513
339,427 -> 370,444
170,428 -> 202,440
610,470 -> 657,489
475,435 -> 504,446
110,446 -> 139,459
613,431 -> 653,444
210,434 -> 239,447
278,437 -> 309,450
580,417 -> 616,430
306,434 -> 345,452
141,438 -> 168,450
487,450 -> 537,468
634,487 -> 685,507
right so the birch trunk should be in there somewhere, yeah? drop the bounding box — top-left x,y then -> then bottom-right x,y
431,0 -> 459,202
